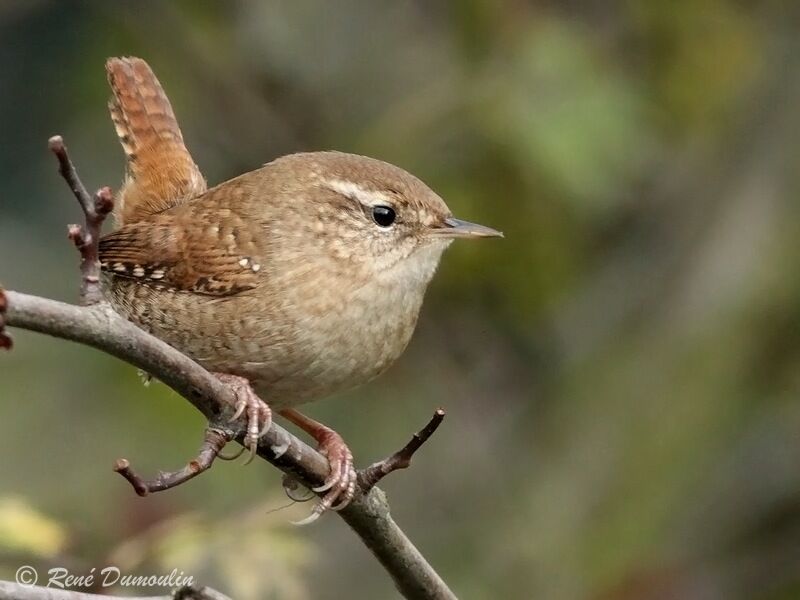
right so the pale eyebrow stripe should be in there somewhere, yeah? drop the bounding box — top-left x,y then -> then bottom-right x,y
322,178 -> 394,207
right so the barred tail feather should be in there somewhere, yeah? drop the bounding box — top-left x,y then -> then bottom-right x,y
106,57 -> 206,224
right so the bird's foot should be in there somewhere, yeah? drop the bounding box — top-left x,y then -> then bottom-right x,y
279,408 -> 357,525
214,373 -> 272,464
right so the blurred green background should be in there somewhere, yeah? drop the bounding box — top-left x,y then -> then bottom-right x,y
2,1 -> 800,599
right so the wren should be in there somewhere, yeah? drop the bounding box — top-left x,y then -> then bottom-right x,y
99,57 -> 502,521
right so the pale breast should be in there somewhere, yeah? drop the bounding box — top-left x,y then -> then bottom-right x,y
258,276 -> 426,406
104,272 -> 426,409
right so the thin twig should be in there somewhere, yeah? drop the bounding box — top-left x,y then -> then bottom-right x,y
114,428 -> 233,496
48,136 -> 114,305
359,409 -> 446,493
47,135 -> 92,210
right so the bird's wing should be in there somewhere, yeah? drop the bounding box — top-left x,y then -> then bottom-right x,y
99,208 -> 262,297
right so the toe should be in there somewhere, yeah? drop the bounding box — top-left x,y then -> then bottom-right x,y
315,445 -> 356,512
331,466 -> 357,511
259,406 -> 273,437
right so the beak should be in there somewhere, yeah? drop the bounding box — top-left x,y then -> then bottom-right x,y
430,217 -> 504,239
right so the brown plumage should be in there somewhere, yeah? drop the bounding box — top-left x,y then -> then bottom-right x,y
98,57 -> 501,518
106,57 -> 206,224
99,152 -> 464,405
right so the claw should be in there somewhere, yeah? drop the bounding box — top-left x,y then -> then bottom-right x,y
242,442 -> 257,466
312,479 -> 336,493
282,474 -> 315,503
291,506 -> 324,527
218,446 -> 246,461
229,401 -> 246,423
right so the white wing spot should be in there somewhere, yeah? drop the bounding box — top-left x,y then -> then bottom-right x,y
238,257 -> 250,268
132,265 -> 145,278
251,263 -> 261,272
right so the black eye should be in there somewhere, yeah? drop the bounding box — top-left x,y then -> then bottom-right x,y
371,205 -> 396,227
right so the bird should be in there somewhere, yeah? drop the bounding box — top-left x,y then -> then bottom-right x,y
99,57 -> 502,522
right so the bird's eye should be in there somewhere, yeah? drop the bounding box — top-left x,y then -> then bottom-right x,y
371,205 -> 396,227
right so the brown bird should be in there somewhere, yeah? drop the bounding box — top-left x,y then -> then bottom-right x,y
100,57 -> 502,522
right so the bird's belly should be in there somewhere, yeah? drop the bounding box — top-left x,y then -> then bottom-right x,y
105,279 -> 422,408
247,291 -> 422,407
248,329 -> 409,408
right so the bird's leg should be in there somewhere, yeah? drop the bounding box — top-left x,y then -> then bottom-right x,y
279,408 -> 357,525
214,373 -> 272,464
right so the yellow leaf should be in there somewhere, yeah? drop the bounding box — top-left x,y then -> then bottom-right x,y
0,496 -> 67,557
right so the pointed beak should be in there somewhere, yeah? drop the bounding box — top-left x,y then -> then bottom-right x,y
430,217 -> 504,239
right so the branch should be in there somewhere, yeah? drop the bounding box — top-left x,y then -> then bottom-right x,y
48,136 -> 113,305
0,581 -> 230,600
113,428 -> 233,496
359,409 -> 446,493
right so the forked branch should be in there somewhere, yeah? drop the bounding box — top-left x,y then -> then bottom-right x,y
48,135 -> 114,305
360,409 -> 446,493
113,428 -> 233,496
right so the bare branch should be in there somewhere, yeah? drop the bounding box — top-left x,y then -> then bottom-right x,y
359,409 -> 446,493
48,136 -> 113,305
47,136 -> 92,211
114,428 -> 233,496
